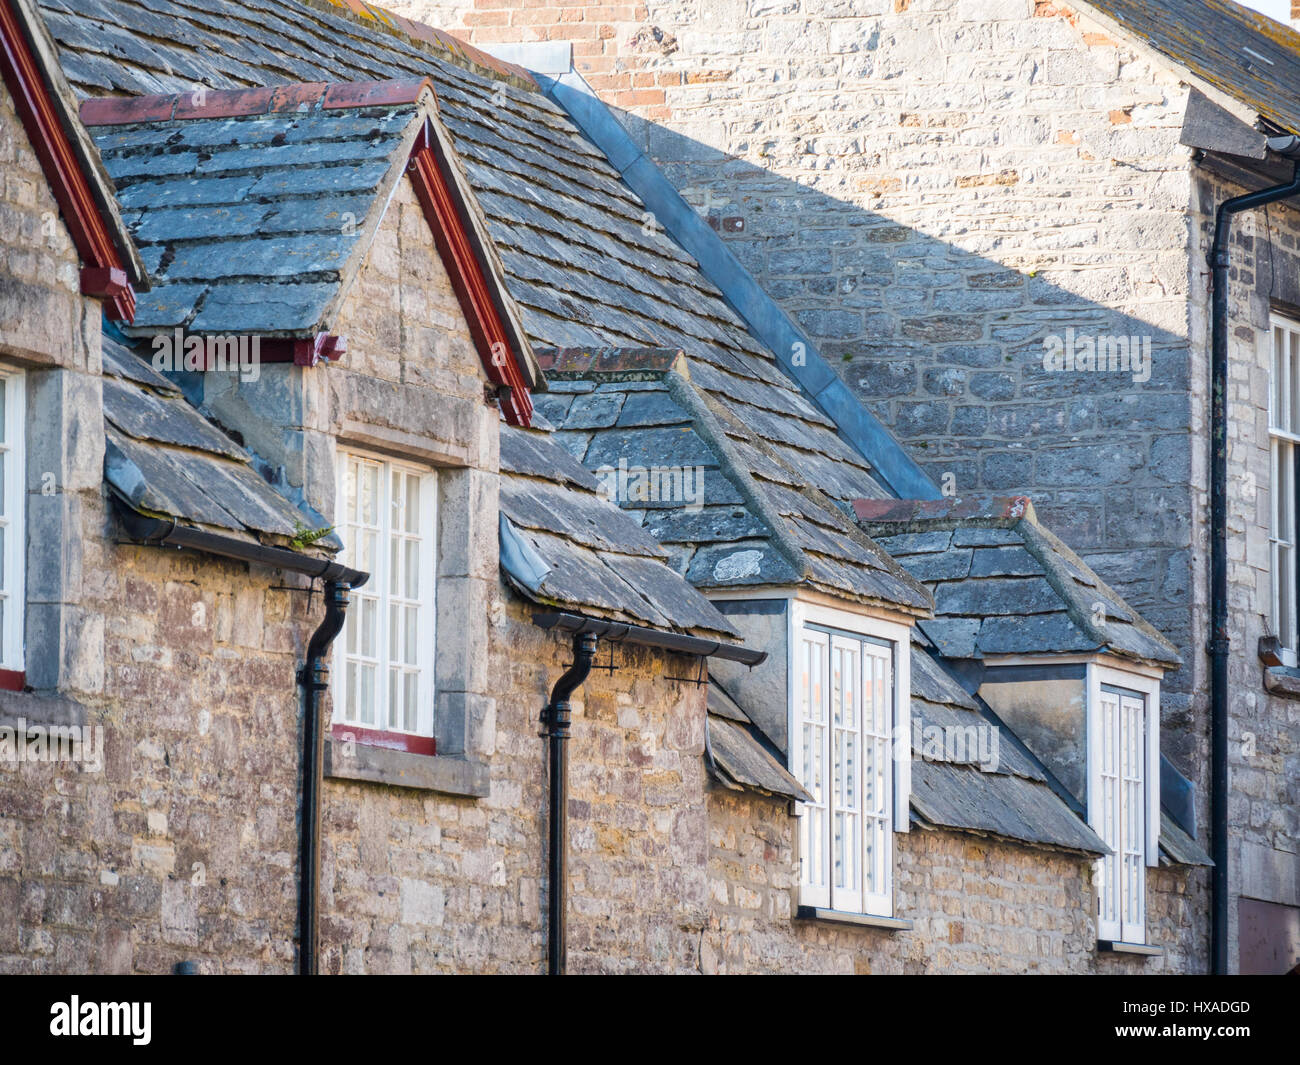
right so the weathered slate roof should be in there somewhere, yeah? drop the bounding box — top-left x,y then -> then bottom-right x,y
705,680 -> 811,802
1158,810 -> 1213,867
42,0 -> 899,508
83,84 -> 429,336
499,421 -> 740,640
857,497 -> 1181,669
909,636 -> 1108,855
101,334 -> 339,551
1084,0 -> 1300,136
537,350 -> 930,614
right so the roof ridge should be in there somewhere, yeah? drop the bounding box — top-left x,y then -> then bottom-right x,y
300,0 -> 537,91
79,78 -> 438,127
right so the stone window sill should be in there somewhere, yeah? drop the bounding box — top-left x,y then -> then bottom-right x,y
0,688 -> 88,729
1097,940 -> 1163,957
795,905 -> 912,931
323,737 -> 488,797
1262,665 -> 1300,699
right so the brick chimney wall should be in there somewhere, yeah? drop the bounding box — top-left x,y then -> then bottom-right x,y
385,1 -> 671,116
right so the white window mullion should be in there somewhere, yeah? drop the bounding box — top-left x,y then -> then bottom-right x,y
829,635 -> 862,914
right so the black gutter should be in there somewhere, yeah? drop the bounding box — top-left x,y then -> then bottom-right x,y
531,610 -> 768,666
539,632 -> 597,976
115,506 -> 366,586
115,502 -> 368,974
1207,142 -> 1300,975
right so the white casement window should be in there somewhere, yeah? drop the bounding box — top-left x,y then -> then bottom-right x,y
790,603 -> 910,918
0,368 -> 24,675
1088,666 -> 1160,945
1269,314 -> 1300,665
334,450 -> 437,741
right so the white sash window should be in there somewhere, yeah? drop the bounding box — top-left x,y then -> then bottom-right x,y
1270,314 -> 1300,665
0,368 -> 24,675
791,606 -> 909,918
1088,666 -> 1159,945
334,450 -> 436,741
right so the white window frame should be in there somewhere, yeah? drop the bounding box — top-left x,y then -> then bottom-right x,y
333,448 -> 437,740
1269,313 -> 1300,666
0,367 -> 24,673
1087,664 -> 1160,945
788,601 -> 911,918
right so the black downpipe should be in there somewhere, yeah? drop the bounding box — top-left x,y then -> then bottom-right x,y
539,632 -> 598,975
1207,156 -> 1300,975
296,581 -> 354,976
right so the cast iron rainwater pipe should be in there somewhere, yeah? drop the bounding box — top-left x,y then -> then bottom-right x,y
113,503 -> 368,975
1207,136 -> 1300,974
539,631 -> 599,976
297,580 -> 354,977
528,611 -> 765,973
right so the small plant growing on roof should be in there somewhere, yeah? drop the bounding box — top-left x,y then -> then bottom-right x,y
290,522 -> 334,552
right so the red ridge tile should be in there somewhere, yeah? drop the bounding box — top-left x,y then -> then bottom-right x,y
173,86 -> 275,120
79,94 -> 177,126
321,78 -> 434,110
267,83 -> 329,112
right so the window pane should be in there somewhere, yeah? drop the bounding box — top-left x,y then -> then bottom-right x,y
1274,326 -> 1284,427
1291,328 -> 1300,435
406,474 -> 421,533
359,664 -> 374,725
404,672 -> 418,733
404,538 -> 420,599
384,665 -> 395,733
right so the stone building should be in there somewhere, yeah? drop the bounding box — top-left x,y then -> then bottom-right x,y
0,0 -> 1232,974
390,0 -> 1300,974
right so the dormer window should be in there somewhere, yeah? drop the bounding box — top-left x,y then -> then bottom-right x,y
978,659 -> 1161,948
1088,666 -> 1159,947
788,603 -> 911,920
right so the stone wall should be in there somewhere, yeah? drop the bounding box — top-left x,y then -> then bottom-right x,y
320,593 -> 711,974
1190,162 -> 1300,972
0,78 -> 92,369
0,75 -> 107,696
707,786 -> 1207,973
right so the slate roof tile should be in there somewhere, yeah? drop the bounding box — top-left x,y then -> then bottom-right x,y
861,498 -> 1181,668
909,641 -> 1106,853
498,423 -> 741,640
100,336 -> 332,547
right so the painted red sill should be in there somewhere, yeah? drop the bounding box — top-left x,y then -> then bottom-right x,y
329,722 -> 435,757
0,669 -> 25,692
